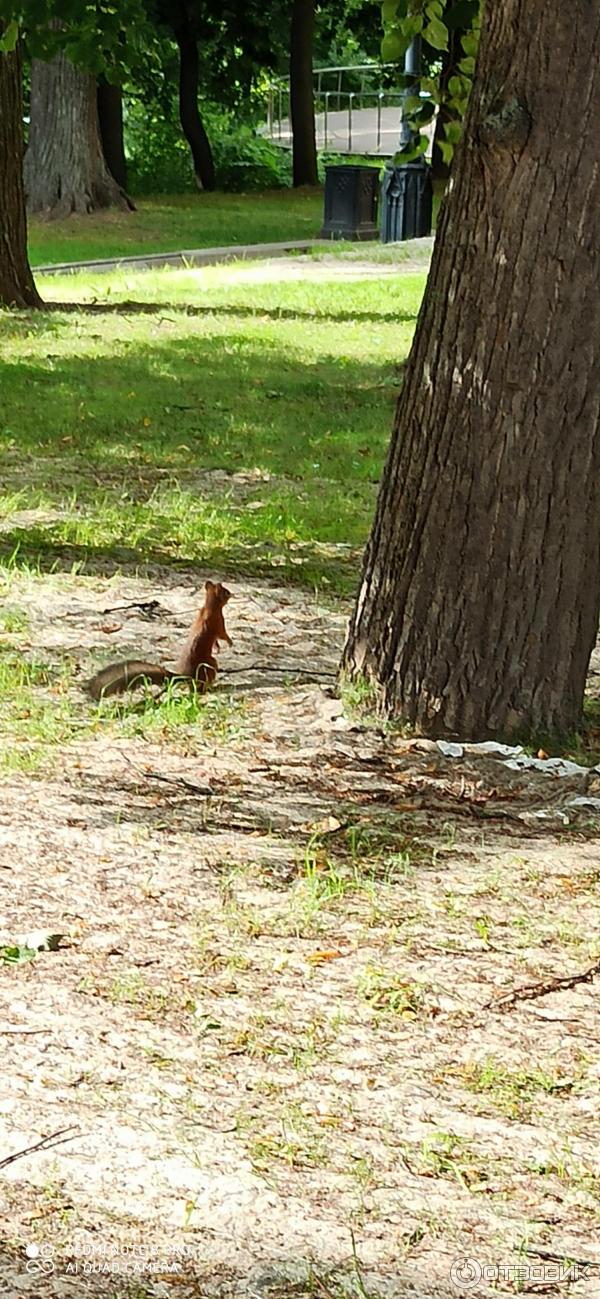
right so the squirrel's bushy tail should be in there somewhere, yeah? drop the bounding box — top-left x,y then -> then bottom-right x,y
85,660 -> 172,700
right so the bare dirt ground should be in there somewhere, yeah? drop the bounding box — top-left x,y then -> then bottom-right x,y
1,570 -> 600,1299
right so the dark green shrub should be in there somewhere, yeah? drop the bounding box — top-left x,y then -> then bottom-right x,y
124,97 -> 291,195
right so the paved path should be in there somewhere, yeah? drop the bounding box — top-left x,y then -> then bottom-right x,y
35,236 -> 434,277
264,106 -> 434,157
35,239 -> 334,276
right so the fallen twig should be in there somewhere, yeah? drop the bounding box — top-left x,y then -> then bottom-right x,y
483,957 -> 600,1012
0,1127 -> 80,1170
526,1246 -> 599,1271
101,600 -> 164,617
121,754 -> 214,797
220,663 -> 336,679
0,1027 -> 50,1035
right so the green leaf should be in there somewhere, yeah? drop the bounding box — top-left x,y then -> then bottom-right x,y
448,74 -> 469,98
461,29 -> 479,56
381,29 -> 408,62
422,16 -> 449,50
400,13 -> 424,38
0,20 -> 19,53
394,134 -> 429,163
459,55 -> 476,75
444,119 -> 463,144
414,102 -> 437,126
0,945 -> 37,965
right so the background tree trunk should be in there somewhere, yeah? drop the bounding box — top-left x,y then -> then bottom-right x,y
174,18 -> 216,191
290,0 -> 318,187
0,37 -> 41,307
97,79 -> 129,193
343,0 -> 600,741
25,51 -> 134,217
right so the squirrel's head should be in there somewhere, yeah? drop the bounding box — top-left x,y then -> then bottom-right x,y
204,579 -> 232,606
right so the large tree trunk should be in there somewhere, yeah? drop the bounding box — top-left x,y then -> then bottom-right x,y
24,50 -> 134,217
97,79 -> 129,192
0,36 -> 41,307
290,0 -> 318,187
174,18 -> 216,191
343,0 -> 600,741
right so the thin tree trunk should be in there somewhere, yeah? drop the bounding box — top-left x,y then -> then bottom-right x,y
25,50 -> 134,217
97,79 -> 130,193
290,0 -> 318,187
0,35 -> 41,307
174,19 -> 216,191
343,0 -> 600,741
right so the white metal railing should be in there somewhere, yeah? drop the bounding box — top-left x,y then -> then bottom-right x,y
265,63 -> 406,156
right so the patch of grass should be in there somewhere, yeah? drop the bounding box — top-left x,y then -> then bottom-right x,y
413,1131 -> 490,1192
100,971 -> 191,1019
344,818 -> 457,875
338,669 -> 384,725
0,651 -> 84,771
236,1100 -> 330,1171
358,963 -> 425,1019
450,1056 -> 578,1121
28,191 -> 325,267
99,680 -> 249,748
1,262 -> 424,596
564,697 -> 600,768
0,604 -> 30,633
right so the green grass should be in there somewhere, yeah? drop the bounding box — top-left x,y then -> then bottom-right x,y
0,258 -> 424,592
0,255 -> 425,768
28,192 -> 325,267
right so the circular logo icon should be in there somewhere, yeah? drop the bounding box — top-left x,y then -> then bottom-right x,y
25,1242 -> 55,1276
449,1256 -> 482,1289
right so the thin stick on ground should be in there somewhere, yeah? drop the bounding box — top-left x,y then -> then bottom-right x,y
220,664 -> 337,679
0,1127 -> 81,1170
483,957 -> 600,1012
121,753 -> 214,797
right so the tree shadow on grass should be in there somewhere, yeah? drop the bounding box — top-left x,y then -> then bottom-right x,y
0,319 -> 396,593
47,299 -> 420,325
0,526 -> 361,594
0,332 -> 396,484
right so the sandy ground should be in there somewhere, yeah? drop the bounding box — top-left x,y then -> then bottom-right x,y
1,570 -> 599,1299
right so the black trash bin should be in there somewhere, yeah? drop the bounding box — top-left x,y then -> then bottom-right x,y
321,164 -> 380,241
380,157 -> 433,242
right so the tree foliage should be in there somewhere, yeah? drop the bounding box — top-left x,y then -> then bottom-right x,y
0,0 -> 157,79
379,0 -> 481,162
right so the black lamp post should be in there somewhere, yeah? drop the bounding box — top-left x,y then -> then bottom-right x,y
380,38 -> 433,243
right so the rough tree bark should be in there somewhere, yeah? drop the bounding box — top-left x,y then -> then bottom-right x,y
0,37 -> 41,307
97,79 -> 129,192
173,13 -> 216,191
343,0 -> 600,741
290,0 -> 318,187
25,49 -> 134,217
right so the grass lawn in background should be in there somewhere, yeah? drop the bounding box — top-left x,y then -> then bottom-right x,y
1,257 -> 425,595
28,191 -> 325,267
28,184 -> 446,268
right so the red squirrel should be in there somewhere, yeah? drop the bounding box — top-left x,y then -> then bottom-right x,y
86,580 -> 232,700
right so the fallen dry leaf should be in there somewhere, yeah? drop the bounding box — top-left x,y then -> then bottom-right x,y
305,949 -> 345,965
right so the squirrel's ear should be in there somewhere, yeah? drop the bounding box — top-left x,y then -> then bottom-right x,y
205,579 -> 214,592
